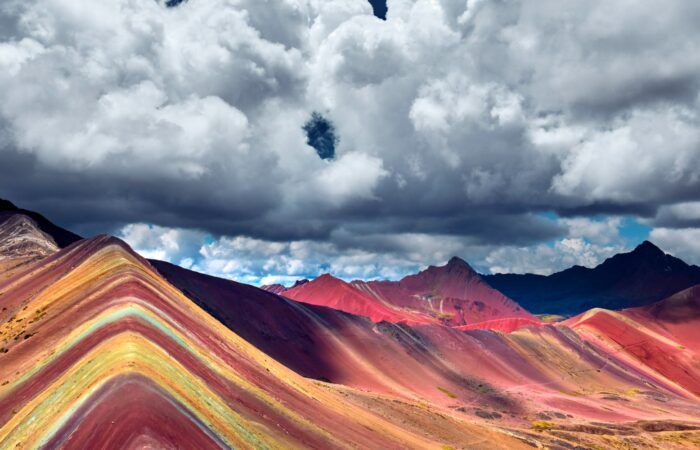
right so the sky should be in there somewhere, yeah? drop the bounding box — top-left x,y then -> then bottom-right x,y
1,0 -> 700,285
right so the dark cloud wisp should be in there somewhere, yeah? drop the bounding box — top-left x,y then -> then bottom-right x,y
302,112 -> 338,160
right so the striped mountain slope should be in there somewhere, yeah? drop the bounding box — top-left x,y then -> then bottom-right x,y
0,236 -> 536,449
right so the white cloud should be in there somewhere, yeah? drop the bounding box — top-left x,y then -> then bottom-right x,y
485,238 -> 622,275
649,227 -> 700,266
311,151 -> 389,207
484,217 -> 626,274
116,214 -> 633,284
562,217 -> 622,245
118,223 -> 204,265
116,221 -> 480,284
194,231 -> 436,283
552,110 -> 700,203
0,38 -> 43,75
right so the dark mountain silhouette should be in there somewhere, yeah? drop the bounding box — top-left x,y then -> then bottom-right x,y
484,241 -> 700,316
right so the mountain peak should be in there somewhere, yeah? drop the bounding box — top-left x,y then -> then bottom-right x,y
597,239 -> 687,274
447,255 -> 467,265
295,273 -> 350,290
316,273 -> 340,282
632,240 -> 664,256
446,256 -> 473,269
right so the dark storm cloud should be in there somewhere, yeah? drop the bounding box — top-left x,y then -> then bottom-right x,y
570,74 -> 700,118
0,143 -> 280,238
647,202 -> 700,229
1,0 -> 700,277
555,202 -> 659,220
330,213 -> 566,249
0,141 -> 563,247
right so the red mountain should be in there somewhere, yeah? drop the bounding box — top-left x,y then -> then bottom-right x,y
283,273 -> 434,324
353,257 -> 536,326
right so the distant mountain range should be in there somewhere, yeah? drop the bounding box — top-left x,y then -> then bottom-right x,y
484,241 -> 700,316
270,240 -> 700,319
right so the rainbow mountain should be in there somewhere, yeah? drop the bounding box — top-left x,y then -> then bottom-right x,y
0,205 -> 699,449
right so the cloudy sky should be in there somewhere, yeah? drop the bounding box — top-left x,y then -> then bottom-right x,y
1,0 -> 699,285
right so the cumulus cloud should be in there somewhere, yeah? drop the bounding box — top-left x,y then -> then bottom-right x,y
1,0 -> 700,279
484,217 -> 627,275
118,223 -> 204,264
118,214 -> 632,284
311,151 -> 388,206
650,227 -> 700,266
118,221 -> 469,284
552,109 -> 700,205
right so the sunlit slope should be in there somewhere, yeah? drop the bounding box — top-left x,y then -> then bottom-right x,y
283,273 -> 436,324
0,236 -> 533,449
568,285 -> 700,399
